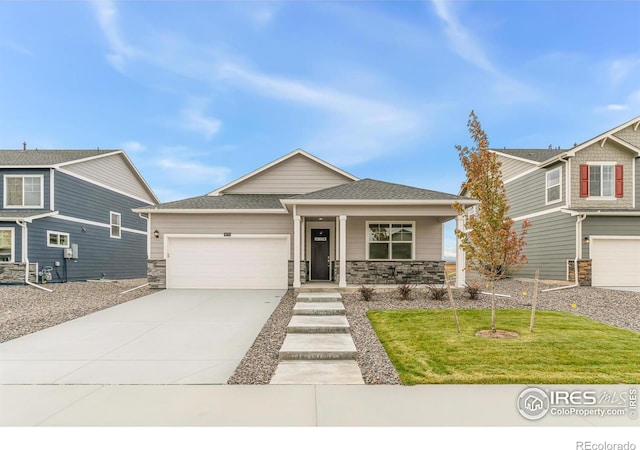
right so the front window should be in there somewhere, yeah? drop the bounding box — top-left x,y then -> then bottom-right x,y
0,228 -> 14,262
545,168 -> 561,204
368,223 -> 414,260
589,164 -> 615,198
4,175 -> 43,208
110,212 -> 121,239
47,231 -> 70,248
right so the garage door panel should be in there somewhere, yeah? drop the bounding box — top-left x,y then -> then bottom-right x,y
591,238 -> 640,287
167,236 -> 289,289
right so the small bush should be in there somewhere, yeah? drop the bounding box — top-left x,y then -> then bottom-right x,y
359,285 -> 375,301
465,283 -> 481,300
396,283 -> 414,301
427,285 -> 447,301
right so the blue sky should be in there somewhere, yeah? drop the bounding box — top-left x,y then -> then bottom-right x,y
1,0 -> 639,257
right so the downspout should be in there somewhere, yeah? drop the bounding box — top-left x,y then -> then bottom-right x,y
541,213 -> 586,292
16,220 -> 52,292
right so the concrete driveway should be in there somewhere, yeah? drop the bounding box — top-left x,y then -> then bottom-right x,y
0,289 -> 283,385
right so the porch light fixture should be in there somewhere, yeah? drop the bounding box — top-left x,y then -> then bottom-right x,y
583,236 -> 590,244
153,229 -> 160,239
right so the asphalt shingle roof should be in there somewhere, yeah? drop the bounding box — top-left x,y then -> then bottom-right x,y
492,148 -> 566,163
140,194 -> 293,210
0,150 -> 119,166
0,210 -> 56,220
290,178 -> 467,201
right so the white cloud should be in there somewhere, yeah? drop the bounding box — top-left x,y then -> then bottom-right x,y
121,140 -> 146,153
179,100 -> 222,140
91,0 -> 140,72
248,6 -> 277,28
608,57 -> 640,86
606,104 -> 630,111
431,0 -> 497,75
155,158 -> 230,185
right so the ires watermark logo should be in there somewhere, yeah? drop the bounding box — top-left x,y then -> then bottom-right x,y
517,386 -> 638,421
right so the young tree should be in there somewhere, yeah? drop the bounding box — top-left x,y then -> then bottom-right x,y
454,111 -> 530,333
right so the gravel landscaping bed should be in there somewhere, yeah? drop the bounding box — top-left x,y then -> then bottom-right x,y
0,279 -> 152,343
229,280 -> 640,385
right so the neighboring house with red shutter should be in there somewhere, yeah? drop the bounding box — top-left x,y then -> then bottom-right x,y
491,116 -> 640,287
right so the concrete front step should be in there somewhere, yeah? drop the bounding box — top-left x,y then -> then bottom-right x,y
292,302 -> 345,316
270,361 -> 364,384
279,333 -> 357,360
287,315 -> 350,334
296,292 -> 342,303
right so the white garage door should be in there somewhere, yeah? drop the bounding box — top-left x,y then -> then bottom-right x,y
166,235 -> 289,289
591,237 -> 640,287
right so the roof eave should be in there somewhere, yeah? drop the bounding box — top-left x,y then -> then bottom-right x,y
280,199 -> 479,206
132,208 -> 289,214
562,208 -> 640,217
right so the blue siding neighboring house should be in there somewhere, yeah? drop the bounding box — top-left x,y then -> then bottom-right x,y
0,149 -> 158,285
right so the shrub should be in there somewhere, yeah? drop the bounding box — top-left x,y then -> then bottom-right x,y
465,283 -> 481,300
427,285 -> 447,301
396,283 -> 414,301
359,285 -> 375,301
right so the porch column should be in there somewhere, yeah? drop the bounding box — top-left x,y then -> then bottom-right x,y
455,214 -> 466,288
293,215 -> 301,288
339,215 -> 347,288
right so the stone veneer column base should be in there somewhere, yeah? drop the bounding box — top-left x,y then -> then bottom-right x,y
568,259 -> 592,286
0,263 -> 37,284
148,259 -> 166,289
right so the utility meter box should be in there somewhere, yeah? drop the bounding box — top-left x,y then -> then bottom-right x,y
64,244 -> 79,259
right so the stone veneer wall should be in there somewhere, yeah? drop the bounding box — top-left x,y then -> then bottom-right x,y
148,259 -> 166,289
567,259 -> 592,286
288,260 -> 308,287
344,260 -> 445,285
0,263 -> 38,284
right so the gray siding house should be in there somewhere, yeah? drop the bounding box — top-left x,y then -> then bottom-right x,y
492,116 -> 640,287
135,149 -> 477,290
0,149 -> 158,285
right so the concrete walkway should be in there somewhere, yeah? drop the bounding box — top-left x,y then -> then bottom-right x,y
271,292 -> 364,384
0,289 -> 284,385
1,384 -> 635,426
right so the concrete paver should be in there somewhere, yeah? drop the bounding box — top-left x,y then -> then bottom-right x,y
271,361 -> 364,384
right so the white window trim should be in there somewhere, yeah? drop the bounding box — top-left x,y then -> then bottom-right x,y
110,211 -> 121,239
0,227 -> 15,263
586,162 -> 617,200
3,174 -> 45,209
365,221 -> 416,260
545,167 -> 562,205
47,230 -> 70,248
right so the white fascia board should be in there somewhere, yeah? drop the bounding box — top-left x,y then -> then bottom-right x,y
280,199 -> 479,206
55,150 -> 121,167
562,209 -> 640,217
607,135 -> 640,155
132,208 -> 290,214
208,148 -> 359,195
56,167 -> 155,205
556,116 -> 640,160
0,211 -> 59,223
489,149 -> 539,165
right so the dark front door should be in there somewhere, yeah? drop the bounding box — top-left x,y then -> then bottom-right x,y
311,229 -> 330,280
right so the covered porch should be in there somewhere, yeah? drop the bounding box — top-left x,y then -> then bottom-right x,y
285,204 -> 469,289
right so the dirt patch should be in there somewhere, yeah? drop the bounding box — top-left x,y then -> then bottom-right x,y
475,329 -> 519,339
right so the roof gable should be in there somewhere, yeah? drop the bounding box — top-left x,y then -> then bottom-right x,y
212,149 -> 358,195
491,148 -> 565,163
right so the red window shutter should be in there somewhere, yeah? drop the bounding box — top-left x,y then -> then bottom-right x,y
615,164 -> 624,198
579,165 -> 589,197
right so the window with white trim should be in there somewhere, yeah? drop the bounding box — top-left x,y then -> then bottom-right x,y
367,223 -> 414,260
588,164 -> 615,198
4,175 -> 44,208
0,228 -> 14,262
47,231 -> 70,248
110,212 -> 121,238
545,167 -> 562,204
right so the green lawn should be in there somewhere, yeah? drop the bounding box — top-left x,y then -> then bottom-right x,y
367,309 -> 640,385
